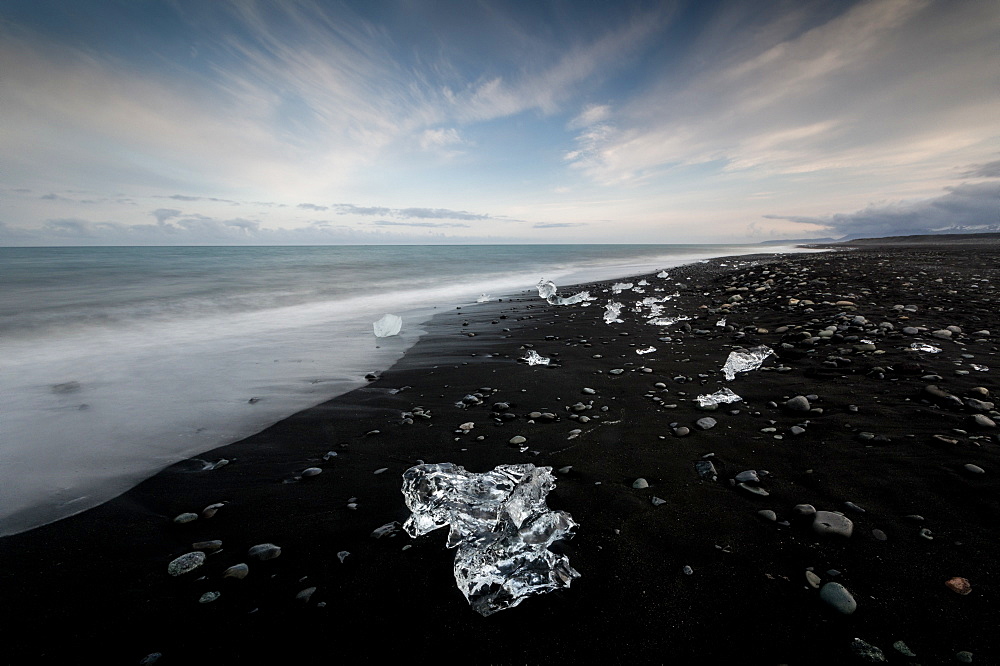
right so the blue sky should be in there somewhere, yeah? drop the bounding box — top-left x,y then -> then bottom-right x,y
1,0 -> 997,245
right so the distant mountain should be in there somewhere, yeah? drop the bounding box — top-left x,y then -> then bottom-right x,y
840,232 -> 1000,245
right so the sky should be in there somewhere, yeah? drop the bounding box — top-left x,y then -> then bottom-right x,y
0,0 -> 997,245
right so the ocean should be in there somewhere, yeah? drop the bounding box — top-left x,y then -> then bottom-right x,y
0,244 -> 805,535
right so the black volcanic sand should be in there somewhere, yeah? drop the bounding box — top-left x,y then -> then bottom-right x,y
2,247 -> 999,665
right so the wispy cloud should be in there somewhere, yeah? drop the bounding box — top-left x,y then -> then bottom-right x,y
533,222 -> 587,228
371,220 -> 470,228
297,203 -> 329,211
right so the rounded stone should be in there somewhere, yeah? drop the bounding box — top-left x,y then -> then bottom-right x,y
696,417 -> 717,430
296,586 -> 317,603
198,591 -> 221,604
173,512 -> 198,524
301,467 -> 323,477
972,414 -> 996,428
509,435 -> 527,445
673,426 -> 690,437
813,510 -> 854,538
945,577 -> 972,595
167,551 -> 206,576
819,581 -> 857,614
963,463 -> 986,474
757,509 -> 777,521
792,503 -> 817,518
248,543 -> 281,561
223,563 -> 249,579
785,395 -> 811,412
632,478 -> 649,489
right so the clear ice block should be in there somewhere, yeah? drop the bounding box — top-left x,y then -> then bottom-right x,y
522,350 -> 550,366
603,301 -> 624,324
721,345 -> 773,380
373,313 -> 403,337
536,279 -> 592,306
402,462 -> 579,616
695,387 -> 743,407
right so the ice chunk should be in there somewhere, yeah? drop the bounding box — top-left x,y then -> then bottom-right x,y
648,315 -> 690,326
637,279 -> 648,286
716,318 -> 727,327
656,271 -> 669,278
610,282 -> 633,294
908,343 -> 941,353
695,387 -> 743,407
402,462 -> 579,616
522,350 -> 550,366
477,294 -> 491,303
373,313 -> 403,338
971,364 -> 989,372
603,301 -> 624,324
536,279 -> 592,306
721,345 -> 773,381
636,346 -> 656,355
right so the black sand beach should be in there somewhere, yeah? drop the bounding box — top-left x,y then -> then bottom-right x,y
2,245 -> 998,665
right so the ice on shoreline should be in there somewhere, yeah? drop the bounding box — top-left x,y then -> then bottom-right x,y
402,462 -> 579,616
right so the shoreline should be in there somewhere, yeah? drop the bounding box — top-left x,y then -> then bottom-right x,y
2,245 -> 998,664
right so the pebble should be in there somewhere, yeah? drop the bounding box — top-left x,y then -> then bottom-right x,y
198,591 -> 221,604
956,651 -> 974,663
963,463 -> 985,474
651,496 -> 667,506
301,467 -> 323,477
738,483 -> 769,496
696,417 -> 717,430
172,512 -> 198,524
813,511 -> 854,538
296,587 -> 317,603
805,570 -> 821,588
790,425 -> 806,436
223,563 -> 249,579
850,637 -> 884,662
167,551 -> 206,576
202,503 -> 225,519
757,509 -> 777,521
785,395 -> 811,412
872,529 -> 887,541
192,540 -> 222,552
509,435 -> 527,445
892,641 -> 916,657
734,470 -> 759,483
972,414 -> 996,428
674,426 -> 690,437
819,582 -> 857,614
944,577 -> 972,595
632,478 -> 649,489
792,504 -> 817,518
248,543 -> 282,561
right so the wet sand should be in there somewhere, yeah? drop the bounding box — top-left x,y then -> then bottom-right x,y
1,246 -> 998,665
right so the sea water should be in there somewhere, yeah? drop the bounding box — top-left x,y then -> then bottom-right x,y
0,244 -> 801,535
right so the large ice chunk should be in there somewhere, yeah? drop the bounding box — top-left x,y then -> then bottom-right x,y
603,301 -> 624,324
536,279 -> 592,306
373,313 -> 403,337
721,345 -> 773,380
695,387 -> 743,407
522,350 -> 550,366
402,463 -> 579,616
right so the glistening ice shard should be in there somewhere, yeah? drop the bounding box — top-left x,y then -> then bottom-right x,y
536,279 -> 592,306
721,345 -> 773,380
372,313 -> 403,337
402,463 -> 579,616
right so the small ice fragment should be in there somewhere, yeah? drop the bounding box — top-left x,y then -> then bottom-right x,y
648,315 -> 690,327
721,345 -> 773,381
909,343 -> 942,353
637,279 -> 648,286
636,346 -> 656,355
522,350 -> 550,366
970,364 -> 989,372
402,462 -> 579,616
611,282 -> 634,294
477,294 -> 491,303
536,279 -> 592,306
373,314 -> 403,337
716,318 -> 727,327
603,301 -> 624,324
657,271 -> 669,278
371,522 -> 400,539
695,387 -> 743,408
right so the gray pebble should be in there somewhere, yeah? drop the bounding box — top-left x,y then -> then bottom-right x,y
632,478 -> 649,489
819,581 -> 857,614
850,637 -> 884,662
792,503 -> 817,518
198,591 -> 221,604
167,551 -> 206,576
696,417 -> 717,430
302,467 -> 323,477
785,395 -> 811,412
296,586 -> 317,603
674,426 -> 690,437
972,414 -> 996,428
963,463 -> 985,474
957,651 -> 973,663
223,563 -> 249,579
893,641 -> 916,657
173,512 -> 198,524
813,511 -> 854,538
757,509 -> 777,521
509,435 -> 527,445
248,543 -> 281,560
734,470 -> 759,483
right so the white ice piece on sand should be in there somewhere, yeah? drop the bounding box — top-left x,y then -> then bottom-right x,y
695,387 -> 743,408
636,346 -> 656,355
477,294 -> 491,303
721,345 -> 773,380
373,313 -> 403,337
603,301 -> 624,324
610,282 -> 634,294
908,343 -> 941,353
402,462 -> 579,616
522,350 -> 550,366
656,271 -> 669,278
536,279 -> 592,306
